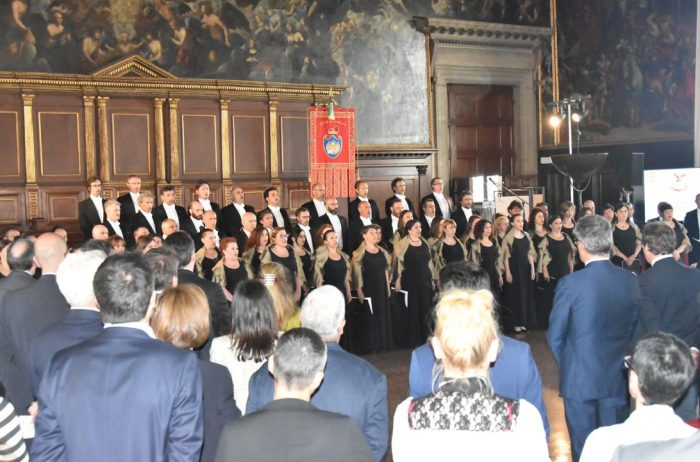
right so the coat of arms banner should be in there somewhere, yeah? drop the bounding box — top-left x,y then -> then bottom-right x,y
308,106 -> 356,198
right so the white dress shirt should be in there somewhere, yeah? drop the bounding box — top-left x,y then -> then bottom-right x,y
163,203 -> 179,226
434,192 -> 450,219
190,216 -> 204,231
651,254 -> 673,266
298,224 -> 314,253
391,215 -> 399,234
129,192 -> 140,213
90,195 -> 104,222
107,219 -> 123,238
395,194 -> 409,212
580,405 -> 696,462
360,216 -> 372,226
140,209 -> 156,232
327,213 -> 343,249
268,206 -> 285,228
233,202 -> 247,219
462,207 -> 473,221
198,198 -> 212,211
312,199 -> 326,216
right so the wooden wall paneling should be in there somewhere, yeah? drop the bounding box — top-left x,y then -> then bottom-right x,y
108,98 -> 155,182
230,100 -> 269,179
0,94 -> 23,184
285,181 -> 311,213
0,189 -> 25,224
241,184 -> 266,211
278,101 -> 309,180
179,99 -> 220,180
40,187 -> 85,222
182,181 -> 223,206
34,95 -> 85,183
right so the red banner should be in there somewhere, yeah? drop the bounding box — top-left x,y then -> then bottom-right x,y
308,106 -> 356,198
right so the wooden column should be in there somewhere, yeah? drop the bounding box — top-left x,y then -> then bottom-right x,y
269,100 -> 279,181
96,96 -> 110,182
220,99 -> 233,204
168,98 -> 180,181
22,94 -> 39,219
83,96 -> 97,179
154,98 -> 166,182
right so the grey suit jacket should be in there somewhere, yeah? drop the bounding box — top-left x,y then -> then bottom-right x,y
612,431 -> 700,462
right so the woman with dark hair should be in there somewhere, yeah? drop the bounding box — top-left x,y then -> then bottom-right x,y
313,228 -> 351,302
212,236 -> 252,297
393,219 -> 437,347
256,209 -> 274,232
291,230 -> 313,291
242,227 -> 269,277
612,202 -> 642,272
390,210 -> 415,250
136,234 -> 157,254
195,228 -> 222,280
351,224 -> 392,352
433,219 -> 467,275
150,285 -> 240,462
527,207 -> 548,250
538,214 -> 575,328
657,202 -> 691,261
261,227 -> 305,301
470,219 -> 502,297
209,279 -> 277,415
502,214 -> 536,333
428,217 -> 445,246
463,214 -> 482,249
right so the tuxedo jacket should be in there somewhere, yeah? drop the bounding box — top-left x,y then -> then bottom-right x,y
153,204 -> 188,235
104,220 -> 130,240
116,193 -> 139,227
234,230 -> 249,252
131,211 -> 158,236
452,207 -> 478,239
383,194 -> 415,218
0,275 -> 69,411
261,207 -> 292,233
292,224 -> 313,254
300,200 -> 325,227
418,215 -> 435,239
31,327 -> 203,462
421,193 -> 452,219
683,208 -> 700,264
378,217 -> 396,253
199,360 -> 240,462
180,217 -> 205,250
78,197 -> 105,240
220,203 -> 255,238
349,198 -> 380,224
612,430 -> 700,462
346,219 -> 371,254
217,399 -> 373,462
318,213 -> 348,252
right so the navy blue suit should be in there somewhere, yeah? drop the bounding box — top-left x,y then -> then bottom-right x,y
246,342 -> 388,462
31,327 -> 203,462
28,309 -> 103,396
547,259 -> 641,460
408,335 -> 549,436
199,360 -> 240,462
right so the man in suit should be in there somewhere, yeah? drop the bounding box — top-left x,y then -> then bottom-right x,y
408,260 -> 549,435
194,180 -> 222,229
28,250 -> 106,396
217,327 -> 373,462
634,222 -> 700,420
247,285 -> 388,461
261,186 -> 292,233
116,175 -> 141,228
103,200 -> 128,239
384,177 -> 414,218
452,190 -> 476,239
612,431 -> 700,462
181,201 -> 205,250
379,197 -> 403,252
91,224 -> 109,240
78,176 -> 105,240
301,183 -> 327,229
31,252 -> 203,461
1,233 -> 68,412
131,192 -> 159,237
292,207 -> 315,255
153,185 -> 187,233
418,197 -> 437,239
421,177 -> 452,219
347,201 -> 373,253
683,193 -> 700,266
161,219 -> 178,240
235,212 -> 257,251
317,197 -> 348,252
220,186 -> 255,238
349,181 -> 380,224
548,215 -> 641,461
203,210 -> 223,247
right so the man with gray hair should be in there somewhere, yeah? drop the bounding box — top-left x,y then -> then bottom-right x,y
216,328 -> 373,461
28,250 -> 106,395
548,215 -> 641,461
246,285 -> 389,461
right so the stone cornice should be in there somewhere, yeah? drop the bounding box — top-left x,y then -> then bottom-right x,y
413,17 -> 551,47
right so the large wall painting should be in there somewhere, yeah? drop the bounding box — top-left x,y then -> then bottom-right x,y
545,0 -> 696,147
1,0 -> 549,147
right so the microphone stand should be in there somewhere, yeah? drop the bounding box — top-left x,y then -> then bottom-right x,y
489,178 -> 532,209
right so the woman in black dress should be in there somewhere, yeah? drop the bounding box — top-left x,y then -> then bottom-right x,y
393,219 -> 437,347
527,207 -> 548,317
612,202 -> 641,272
195,229 -> 222,280
538,214 -> 575,329
494,215 -> 510,249
390,210 -> 414,250
502,214 -> 536,333
351,224 -> 392,352
212,236 -> 252,299
433,219 -> 467,276
242,227 -> 269,277
313,229 -> 351,302
658,202 -> 691,262
559,201 -> 577,242
261,227 -> 305,302
470,219 -> 502,298
292,230 -> 313,293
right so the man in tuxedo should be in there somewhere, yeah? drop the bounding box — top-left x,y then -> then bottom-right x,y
452,190 -> 475,239
349,181 -> 380,224
301,183 -> 327,229
31,252 -> 203,462
221,186 -> 255,238
181,201 -> 205,249
262,186 -> 291,233
153,185 -> 187,232
1,233 -> 68,412
28,250 -> 105,396
683,193 -> 700,266
131,192 -> 159,237
116,175 -> 141,228
317,198 -> 348,252
384,177 -> 414,218
421,177 -> 452,219
218,327 -> 373,462
78,176 -> 105,240
247,286 -> 388,461
292,207 -> 315,255
419,197 -> 437,239
103,200 -> 127,239
379,197 -> 403,252
203,210 -> 223,247
548,215 -> 641,461
634,222 -> 700,420
235,212 -> 257,251
194,180 -> 222,227
347,201 -> 373,253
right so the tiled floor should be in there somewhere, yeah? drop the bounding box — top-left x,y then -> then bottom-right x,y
365,330 -> 571,462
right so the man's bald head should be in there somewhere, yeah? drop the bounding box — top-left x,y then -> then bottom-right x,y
7,238 -> 35,272
92,224 -> 109,241
34,232 -> 67,273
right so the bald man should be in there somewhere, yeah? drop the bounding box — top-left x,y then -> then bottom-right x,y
91,224 -> 109,241
0,233 -> 69,411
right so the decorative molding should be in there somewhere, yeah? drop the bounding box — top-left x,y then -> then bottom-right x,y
21,94 -> 36,183
92,55 -> 178,79
168,98 -> 180,181
153,98 -> 166,181
358,151 -> 435,160
26,188 -> 39,219
96,97 -> 110,181
83,96 -> 96,178
269,100 -> 279,180
220,100 -> 231,179
413,17 -> 551,46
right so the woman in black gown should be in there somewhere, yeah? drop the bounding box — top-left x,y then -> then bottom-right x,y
527,208 -> 548,319
432,219 -> 467,276
292,230 -> 313,293
313,229 -> 351,301
261,227 -> 305,302
612,202 -> 641,272
502,214 -> 536,333
212,236 -> 252,298
393,219 -> 437,347
242,227 -> 269,277
195,229 -> 222,280
538,214 -> 575,329
351,224 -> 392,352
470,219 -> 502,299
559,201 -> 576,242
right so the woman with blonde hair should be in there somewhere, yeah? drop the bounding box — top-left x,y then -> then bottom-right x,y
493,215 -> 510,248
259,261 -> 301,331
392,289 -> 548,461
261,227 -> 305,301
433,219 -> 467,275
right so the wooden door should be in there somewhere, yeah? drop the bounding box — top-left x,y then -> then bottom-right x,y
448,84 -> 514,180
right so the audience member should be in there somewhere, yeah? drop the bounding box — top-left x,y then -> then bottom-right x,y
580,332 -> 697,462
151,285 -> 240,462
259,262 -> 301,331
220,186 -> 256,238
216,328 -> 373,462
91,223 -> 109,240
682,192 -> 700,266
80,238 -> 112,255
0,239 -> 12,279
31,252 -> 203,461
0,382 -> 27,462
246,285 -> 388,461
1,227 -> 21,242
78,176 -> 105,240
611,431 -> 700,462
143,248 -> 178,292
